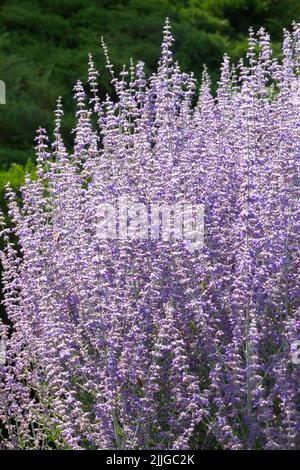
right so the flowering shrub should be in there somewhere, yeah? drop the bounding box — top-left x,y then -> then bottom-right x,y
0,20 -> 300,450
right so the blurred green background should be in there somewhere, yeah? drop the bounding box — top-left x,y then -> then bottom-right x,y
0,0 -> 300,180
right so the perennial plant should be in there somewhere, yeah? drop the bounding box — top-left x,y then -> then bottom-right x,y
0,20 -> 300,450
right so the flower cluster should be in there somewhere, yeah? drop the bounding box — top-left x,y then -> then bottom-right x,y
0,20 -> 300,450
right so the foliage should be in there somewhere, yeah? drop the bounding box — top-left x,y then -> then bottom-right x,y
0,21 -> 299,449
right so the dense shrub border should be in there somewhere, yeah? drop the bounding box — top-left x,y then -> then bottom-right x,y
0,21 -> 299,449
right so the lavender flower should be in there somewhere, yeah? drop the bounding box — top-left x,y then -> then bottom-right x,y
0,20 -> 300,450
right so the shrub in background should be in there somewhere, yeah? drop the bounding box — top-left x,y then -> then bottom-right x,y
0,21 -> 299,449
0,160 -> 36,207
2,0 -> 300,166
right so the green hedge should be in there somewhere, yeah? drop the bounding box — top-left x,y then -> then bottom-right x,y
0,160 -> 36,213
1,0 -> 300,168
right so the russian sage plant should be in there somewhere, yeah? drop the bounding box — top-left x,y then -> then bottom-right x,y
0,20 -> 300,450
